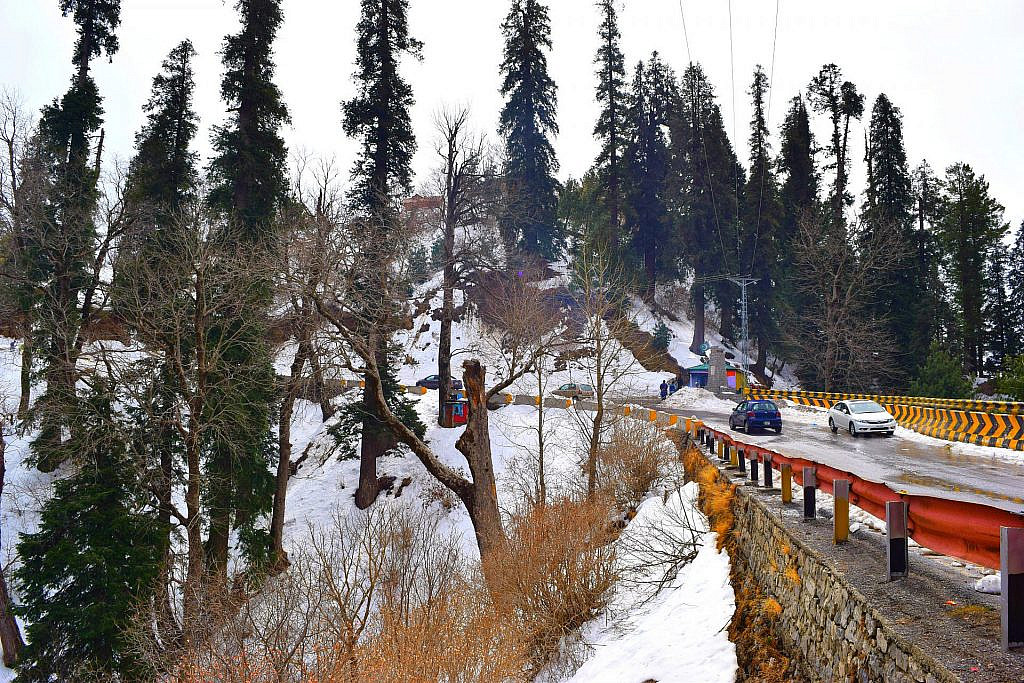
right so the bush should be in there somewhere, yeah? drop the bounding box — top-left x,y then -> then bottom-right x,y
136,506 -> 531,683
485,495 -> 618,677
996,354 -> 1024,400
908,342 -> 973,398
598,419 -> 677,512
407,243 -> 431,284
651,321 -> 671,352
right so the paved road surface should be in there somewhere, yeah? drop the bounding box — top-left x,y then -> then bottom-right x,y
656,401 -> 1024,515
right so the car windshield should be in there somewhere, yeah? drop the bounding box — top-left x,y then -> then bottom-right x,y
581,385 -> 593,391
751,401 -> 777,411
849,401 -> 884,414
559,384 -> 572,390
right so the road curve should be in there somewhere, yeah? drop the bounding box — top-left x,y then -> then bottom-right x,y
658,401 -> 1024,515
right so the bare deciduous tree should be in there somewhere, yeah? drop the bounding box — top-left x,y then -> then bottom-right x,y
787,217 -> 906,391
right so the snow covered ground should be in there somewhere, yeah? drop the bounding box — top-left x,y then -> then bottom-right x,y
0,268 -> 741,681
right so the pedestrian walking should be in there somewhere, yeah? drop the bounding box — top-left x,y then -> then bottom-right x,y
659,380 -> 668,400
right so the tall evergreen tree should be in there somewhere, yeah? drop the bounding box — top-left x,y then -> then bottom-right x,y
31,0 -> 121,470
342,0 -> 423,510
204,0 -> 289,584
667,62 -> 742,351
499,0 -> 561,259
126,40 -> 198,234
624,56 -> 672,299
592,0 -> 627,251
936,162 -> 1008,372
120,38 -> 199,629
1008,221 -> 1024,354
861,94 -> 920,382
911,160 -> 949,346
740,66 -> 784,378
807,64 -> 863,229
983,244 -> 1018,368
775,93 -> 819,328
15,386 -> 161,682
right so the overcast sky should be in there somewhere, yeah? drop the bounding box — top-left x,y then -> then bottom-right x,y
3,0 -> 1022,230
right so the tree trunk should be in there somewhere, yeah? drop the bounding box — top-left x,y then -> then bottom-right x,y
270,338 -> 310,569
355,335 -> 392,510
690,280 -> 706,354
454,361 -> 507,559
17,337 -> 30,419
0,435 -> 25,666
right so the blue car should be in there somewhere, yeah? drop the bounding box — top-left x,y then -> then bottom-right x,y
729,399 -> 782,434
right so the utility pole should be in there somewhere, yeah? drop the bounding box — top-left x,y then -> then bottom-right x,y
694,274 -> 758,382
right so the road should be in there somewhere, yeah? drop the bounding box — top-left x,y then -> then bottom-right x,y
655,401 -> 1024,515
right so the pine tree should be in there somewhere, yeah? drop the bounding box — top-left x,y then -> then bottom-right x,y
807,64 -> 863,230
499,0 -> 561,259
1008,221 -> 1024,354
911,160 -> 949,346
15,386 -> 161,682
624,56 -> 672,299
983,244 -> 1018,368
204,0 -> 289,583
32,0 -> 122,470
936,162 -> 1008,373
592,0 -> 627,250
667,62 -> 742,351
775,94 -> 819,329
342,0 -> 423,509
908,342 -> 973,398
861,94 -> 920,382
126,39 -> 199,237
120,38 -> 199,631
740,66 -> 784,378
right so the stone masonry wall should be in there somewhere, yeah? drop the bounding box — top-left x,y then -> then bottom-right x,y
729,484 -> 960,683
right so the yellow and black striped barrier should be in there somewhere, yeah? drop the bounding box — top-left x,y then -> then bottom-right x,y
744,388 -> 1024,415
745,388 -> 1024,452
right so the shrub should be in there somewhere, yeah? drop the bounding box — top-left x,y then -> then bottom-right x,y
485,495 -> 618,677
598,419 -> 677,512
996,354 -> 1024,400
908,342 -> 973,398
651,321 -> 671,352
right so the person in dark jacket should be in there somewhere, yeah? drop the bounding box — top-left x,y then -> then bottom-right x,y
659,380 -> 669,400
669,380 -> 678,394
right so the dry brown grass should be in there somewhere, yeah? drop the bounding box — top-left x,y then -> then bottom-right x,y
485,494 -> 619,677
597,420 -> 677,512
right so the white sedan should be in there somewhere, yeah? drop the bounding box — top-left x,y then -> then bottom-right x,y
827,399 -> 897,437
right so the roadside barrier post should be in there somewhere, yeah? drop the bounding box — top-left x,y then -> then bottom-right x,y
802,467 -> 816,519
762,454 -> 773,489
729,445 -> 739,468
717,440 -> 725,460
1002,526 -> 1024,651
781,464 -> 792,503
886,501 -> 909,580
833,479 -> 850,544
748,454 -> 758,482
737,448 -> 746,474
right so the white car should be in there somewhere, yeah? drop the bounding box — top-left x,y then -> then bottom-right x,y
827,399 -> 897,437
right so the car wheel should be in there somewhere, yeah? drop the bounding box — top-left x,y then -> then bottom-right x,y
729,419 -> 737,431
829,417 -> 838,434
849,422 -> 858,438
775,426 -> 783,434
884,431 -> 894,437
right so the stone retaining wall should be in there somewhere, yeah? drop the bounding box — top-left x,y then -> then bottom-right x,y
729,482 -> 959,683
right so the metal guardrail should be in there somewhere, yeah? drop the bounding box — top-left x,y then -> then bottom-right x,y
745,388 -> 1024,452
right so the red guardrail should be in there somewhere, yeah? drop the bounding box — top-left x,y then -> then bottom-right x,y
687,420 -> 1024,570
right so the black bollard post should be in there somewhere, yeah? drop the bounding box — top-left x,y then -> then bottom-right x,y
802,467 -> 816,519
763,454 -> 773,489
748,454 -> 758,483
1001,526 -> 1023,651
886,501 -> 909,580
737,448 -> 746,475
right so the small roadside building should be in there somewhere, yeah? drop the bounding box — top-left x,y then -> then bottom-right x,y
684,362 -> 749,390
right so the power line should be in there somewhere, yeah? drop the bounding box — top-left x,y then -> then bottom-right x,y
728,0 -> 741,259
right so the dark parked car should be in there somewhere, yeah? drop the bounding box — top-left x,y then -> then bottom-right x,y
415,375 -> 463,391
729,399 -> 782,434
